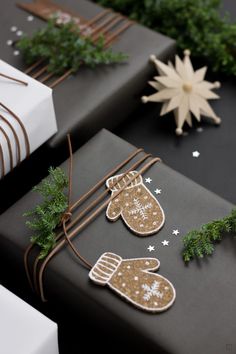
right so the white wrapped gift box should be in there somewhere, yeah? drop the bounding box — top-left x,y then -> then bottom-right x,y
0,59 -> 57,177
0,285 -> 59,354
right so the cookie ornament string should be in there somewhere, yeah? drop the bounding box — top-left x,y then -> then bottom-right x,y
24,147 -> 150,290
28,135 -> 176,312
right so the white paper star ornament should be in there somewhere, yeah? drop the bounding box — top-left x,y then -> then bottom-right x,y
142,50 -> 221,135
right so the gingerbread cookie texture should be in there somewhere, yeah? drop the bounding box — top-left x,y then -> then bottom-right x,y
89,252 -> 175,312
106,171 -> 165,235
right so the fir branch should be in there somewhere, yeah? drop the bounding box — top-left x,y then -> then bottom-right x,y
182,209 -> 236,262
96,0 -> 236,76
17,19 -> 127,75
24,167 -> 68,259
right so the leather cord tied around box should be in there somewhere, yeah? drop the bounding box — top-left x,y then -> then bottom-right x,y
24,136 -> 162,301
18,2 -> 134,88
0,73 -> 30,178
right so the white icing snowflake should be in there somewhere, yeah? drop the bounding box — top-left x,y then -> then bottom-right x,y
128,198 -> 152,220
142,281 -> 163,301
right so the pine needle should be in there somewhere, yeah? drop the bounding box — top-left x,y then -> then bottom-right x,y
24,167 -> 68,259
17,19 -> 128,75
182,209 -> 236,262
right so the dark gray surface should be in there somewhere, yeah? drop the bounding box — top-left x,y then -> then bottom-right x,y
0,0 -> 175,151
115,76 -> 236,205
0,129 -> 235,354
115,0 -> 236,205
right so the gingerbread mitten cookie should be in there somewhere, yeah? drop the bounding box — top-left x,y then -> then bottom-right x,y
106,171 -> 165,235
89,252 -> 176,312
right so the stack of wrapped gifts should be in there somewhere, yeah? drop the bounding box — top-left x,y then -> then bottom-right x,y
0,1 -> 235,354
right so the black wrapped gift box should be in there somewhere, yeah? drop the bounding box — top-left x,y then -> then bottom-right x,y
0,129 -> 235,354
0,0 -> 175,151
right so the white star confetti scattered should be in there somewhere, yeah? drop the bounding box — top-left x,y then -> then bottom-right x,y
154,188 -> 162,195
16,30 -> 23,37
6,40 -> 13,46
162,240 -> 169,246
172,229 -> 180,236
145,177 -> 152,184
10,26 -> 17,32
196,127 -> 203,133
192,151 -> 200,158
13,50 -> 20,56
142,50 -> 221,135
147,245 -> 155,252
27,15 -> 34,21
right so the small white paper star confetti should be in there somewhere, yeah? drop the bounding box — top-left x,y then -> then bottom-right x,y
196,127 -> 203,133
13,50 -> 20,56
27,15 -> 34,21
192,151 -> 200,158
16,30 -> 23,37
6,40 -> 13,46
10,26 -> 17,32
145,177 -> 152,184
162,240 -> 169,246
154,188 -> 162,195
147,245 -> 155,252
172,229 -> 180,236
142,50 -> 221,135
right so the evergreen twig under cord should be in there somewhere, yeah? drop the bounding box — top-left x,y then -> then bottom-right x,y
24,167 -> 68,259
17,19 -> 127,75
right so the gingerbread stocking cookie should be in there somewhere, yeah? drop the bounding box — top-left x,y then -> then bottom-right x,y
106,171 -> 165,235
89,252 -> 176,312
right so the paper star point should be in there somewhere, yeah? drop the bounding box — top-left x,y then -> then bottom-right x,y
142,50 -> 221,135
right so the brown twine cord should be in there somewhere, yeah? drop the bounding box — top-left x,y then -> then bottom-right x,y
24,9 -> 132,87
31,152 -> 152,293
61,135 -> 92,268
0,102 -> 30,158
85,9 -> 112,27
0,114 -> 21,165
24,136 -> 161,301
0,126 -> 14,171
56,153 -> 151,241
32,153 -> 152,293
24,147 -> 144,289
0,72 -> 28,86
38,157 -> 160,301
0,73 -> 29,177
0,143 -> 5,178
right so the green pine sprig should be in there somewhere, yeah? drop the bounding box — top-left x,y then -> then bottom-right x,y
24,167 -> 68,259
96,0 -> 236,76
17,19 -> 127,75
182,209 -> 236,262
